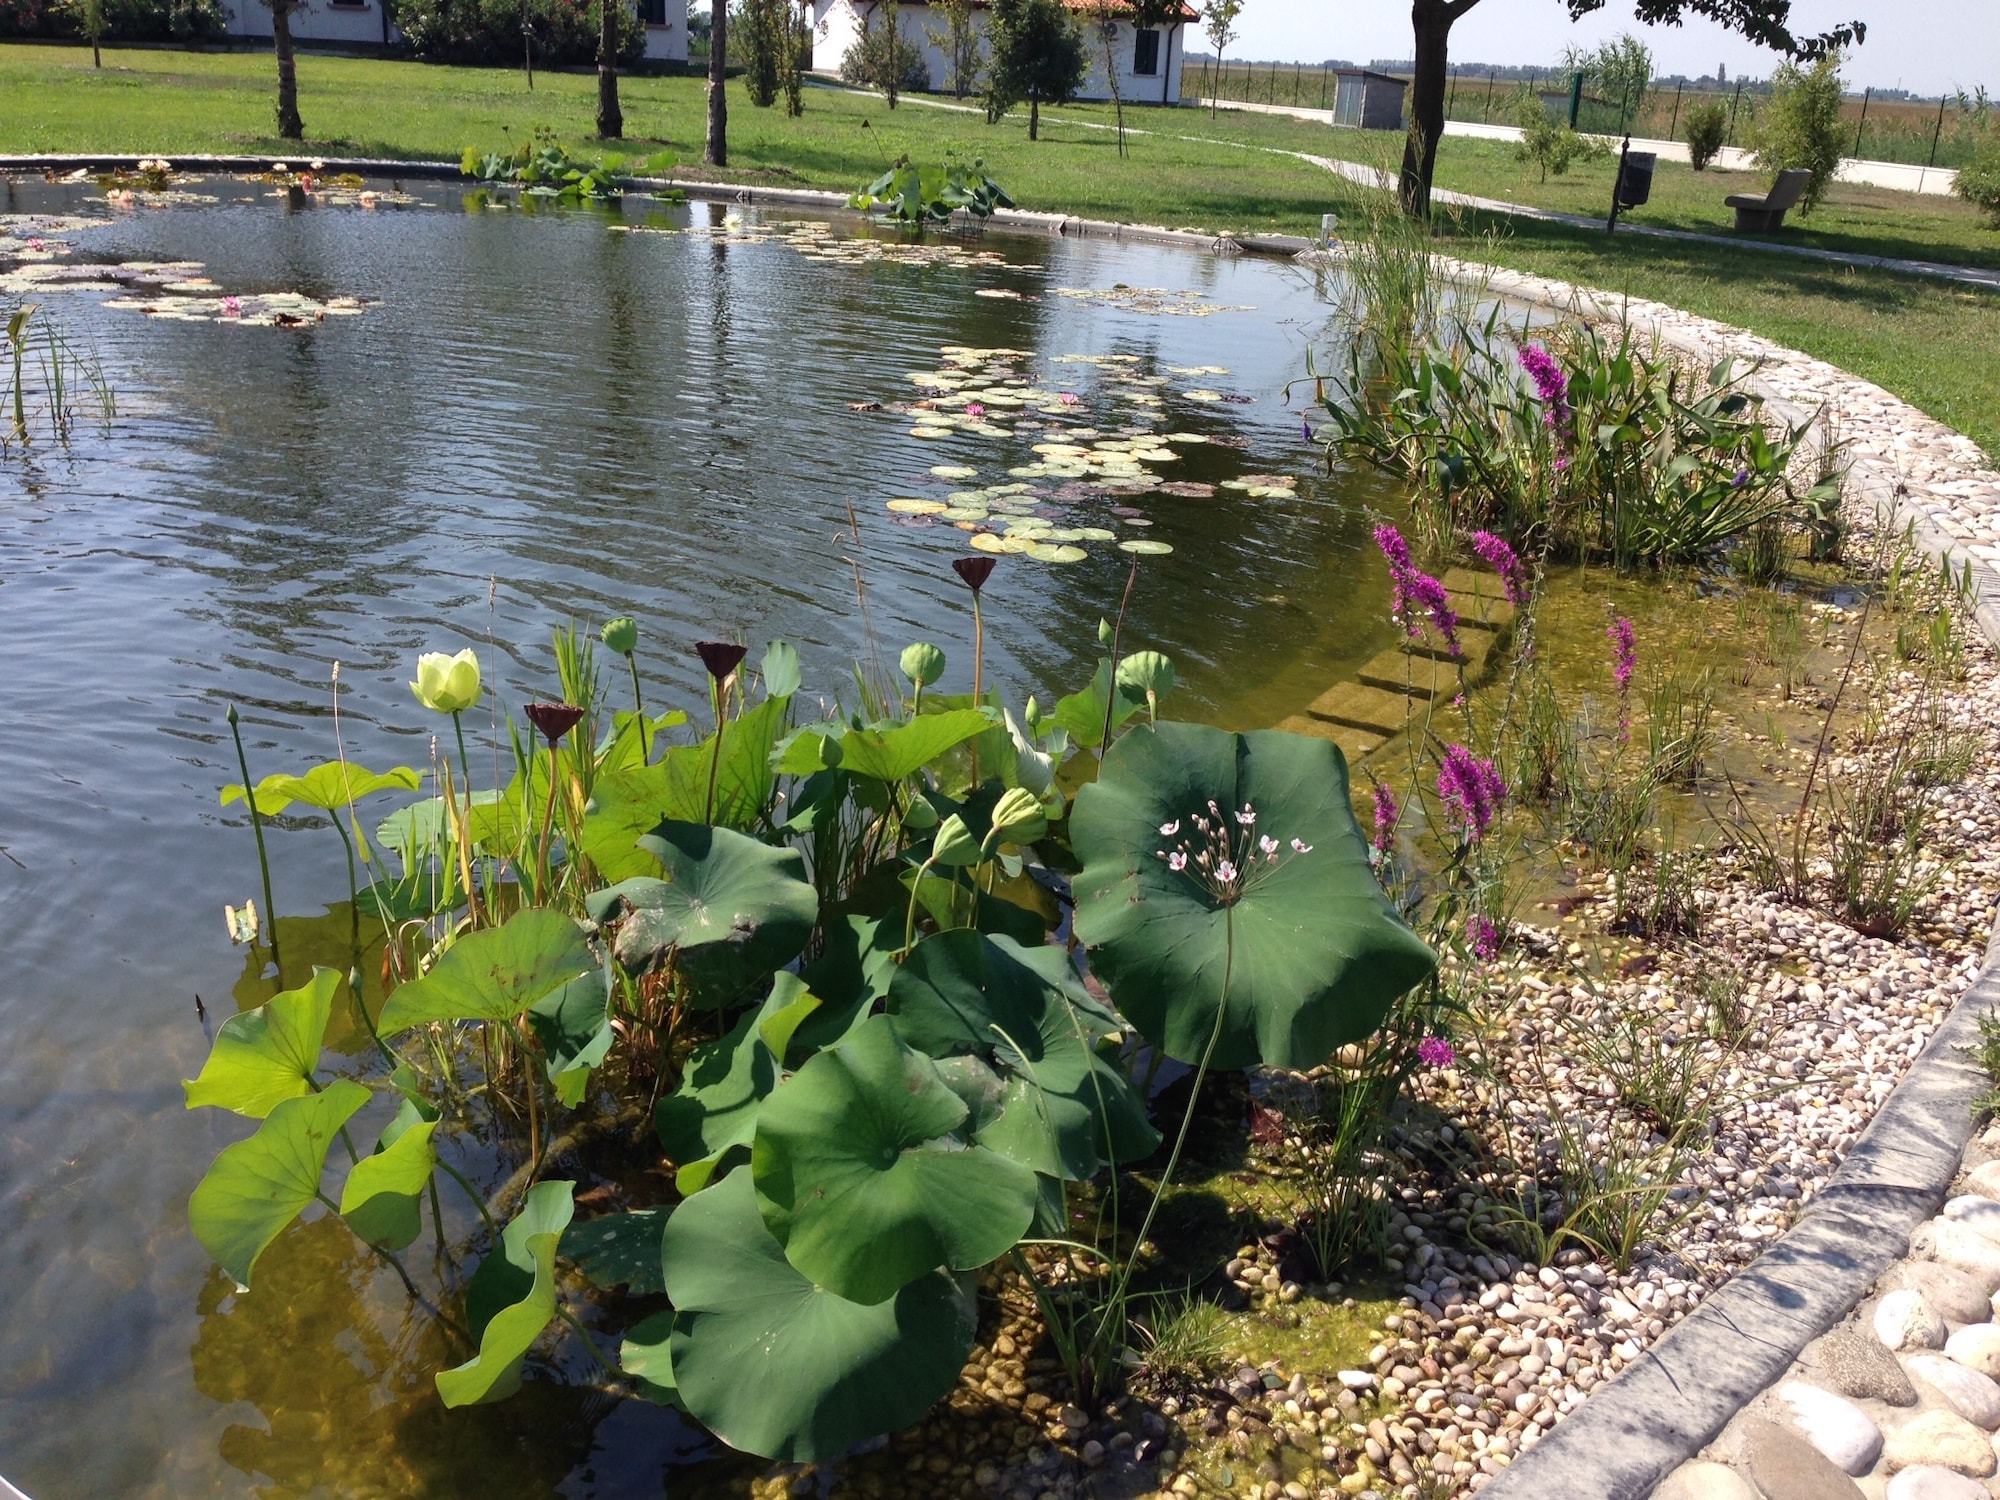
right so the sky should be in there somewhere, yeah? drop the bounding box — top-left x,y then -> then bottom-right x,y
1212,0 -> 1997,96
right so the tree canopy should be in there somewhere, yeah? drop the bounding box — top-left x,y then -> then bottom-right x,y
985,0 -> 1089,140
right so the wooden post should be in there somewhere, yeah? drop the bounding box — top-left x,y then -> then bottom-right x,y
1484,70 -> 1495,123
1852,86 -> 1870,156
1668,79 -> 1682,138
1725,77 -> 1744,148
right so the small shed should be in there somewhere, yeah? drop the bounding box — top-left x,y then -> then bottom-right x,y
1331,68 -> 1406,130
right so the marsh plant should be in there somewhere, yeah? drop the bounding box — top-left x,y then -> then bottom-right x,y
189,568 -> 1436,1461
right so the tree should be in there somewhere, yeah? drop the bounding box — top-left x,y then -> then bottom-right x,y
597,0 -> 626,137
81,0 -> 104,66
985,0 -> 1086,140
1753,51 -> 1843,213
1397,0 -> 1865,217
780,0 -> 808,114
737,0 -> 783,105
1199,0 -> 1240,119
924,0 -> 984,99
266,0 -> 305,139
705,0 -> 728,165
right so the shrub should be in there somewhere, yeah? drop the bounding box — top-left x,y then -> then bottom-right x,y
839,20 -> 929,92
1753,52 -> 1845,214
1954,133 -> 2000,228
13,0 -> 221,41
1513,91 -> 1584,182
1683,98 -> 1728,170
390,0 -> 643,68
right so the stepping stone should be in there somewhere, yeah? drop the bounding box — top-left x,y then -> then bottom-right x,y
1944,1322 -> 2000,1378
1775,1380 -> 1883,1475
1274,714 -> 1384,765
1305,681 -> 1413,736
1887,1465 -> 1991,1500
1907,1355 -> 2000,1429
1815,1326 -> 1917,1405
1653,1461 -> 1758,1500
1881,1263 -> 1994,1326
1357,649 -> 1466,700
1742,1416 -> 1868,1500
1883,1409 -> 1997,1476
1878,1288 -> 1949,1351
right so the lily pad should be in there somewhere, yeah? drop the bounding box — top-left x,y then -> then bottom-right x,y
1117,539 -> 1175,556
662,1170 -> 978,1461
886,498 -> 949,515
929,465 -> 978,480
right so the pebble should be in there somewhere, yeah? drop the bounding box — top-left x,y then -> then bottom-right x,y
1742,1416 -> 1869,1500
1884,1264 -> 1994,1326
1907,1355 -> 2000,1430
1654,1460 -> 1759,1500
1915,1221 -> 2000,1293
1775,1381 -> 1883,1475
1943,1195 -> 2000,1244
1963,1161 -> 2000,1201
1885,1466 -> 1992,1500
1882,1410 -> 1999,1477
1944,1323 -> 2000,1380
1877,1289 -> 1949,1352
1816,1327 -> 1917,1406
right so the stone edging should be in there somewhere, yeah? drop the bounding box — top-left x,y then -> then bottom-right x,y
11,159 -> 1999,1496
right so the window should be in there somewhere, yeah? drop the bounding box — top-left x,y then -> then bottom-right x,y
640,0 -> 667,25
1133,27 -> 1159,76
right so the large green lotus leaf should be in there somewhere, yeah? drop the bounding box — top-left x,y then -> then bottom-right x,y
338,1117 -> 438,1252
525,968 -> 614,1108
567,1208 -> 670,1296
222,761 -> 422,817
751,1014 -> 1037,1304
655,974 -> 819,1193
465,1180 -> 576,1324
189,1078 -> 371,1291
580,695 -> 791,880
837,709 -> 993,784
184,967 -> 340,1118
790,912 -> 901,1059
586,822 -> 816,999
1050,657 -> 1143,751
662,1171 -> 977,1461
1071,723 -> 1436,1071
376,909 -> 595,1037
618,1308 -> 681,1407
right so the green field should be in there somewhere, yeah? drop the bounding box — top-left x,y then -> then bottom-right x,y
3,43 -> 1996,456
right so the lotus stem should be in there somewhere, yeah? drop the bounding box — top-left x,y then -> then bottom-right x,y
438,1157 -> 500,1239
625,653 -> 649,763
1099,558 -> 1139,753
226,703 -> 282,983
534,745 -> 561,900
331,814 -> 362,951
704,676 -> 728,825
970,592 -> 984,787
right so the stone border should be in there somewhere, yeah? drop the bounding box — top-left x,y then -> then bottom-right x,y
11,159 -> 2000,1496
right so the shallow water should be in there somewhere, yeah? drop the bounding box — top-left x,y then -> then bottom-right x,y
0,177 -> 1410,1498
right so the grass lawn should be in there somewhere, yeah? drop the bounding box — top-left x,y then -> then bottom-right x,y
2,43 -> 1997,456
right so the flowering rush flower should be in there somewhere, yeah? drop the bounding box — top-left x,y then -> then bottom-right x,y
1155,799 -> 1309,904
1417,1035 -> 1456,1069
1608,616 -> 1637,694
1374,523 -> 1461,658
1517,343 -> 1570,430
1437,743 -> 1506,842
1468,530 -> 1530,609
1467,914 -> 1500,962
1370,781 -> 1400,857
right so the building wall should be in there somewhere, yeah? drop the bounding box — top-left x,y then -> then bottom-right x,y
812,0 -> 1182,104
217,0 -> 688,61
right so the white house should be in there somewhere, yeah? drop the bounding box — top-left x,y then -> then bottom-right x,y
215,0 -> 687,63
812,0 -> 1191,105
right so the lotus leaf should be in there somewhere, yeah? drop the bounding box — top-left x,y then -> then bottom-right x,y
836,709 -> 993,784
376,908 -> 596,1036
437,1179 -> 574,1407
184,966 -> 340,1118
221,761 -> 422,817
568,1208 -> 671,1296
586,822 -> 816,998
618,1309 -> 680,1405
189,1078 -> 371,1290
525,967 -> 615,1107
662,1171 -> 977,1461
655,973 -> 820,1192
338,1115 -> 438,1251
1071,723 -> 1436,1070
751,1014 -> 1037,1304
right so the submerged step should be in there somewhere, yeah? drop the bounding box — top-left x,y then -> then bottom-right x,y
1440,568 -> 1517,632
1357,649 -> 1469,701
1400,630 -> 1494,674
1305,681 -> 1415,736
1275,713 -> 1386,764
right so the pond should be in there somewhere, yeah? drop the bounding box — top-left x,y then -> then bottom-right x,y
0,177 -> 1412,1499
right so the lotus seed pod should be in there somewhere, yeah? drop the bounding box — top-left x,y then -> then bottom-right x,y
601,616 -> 639,655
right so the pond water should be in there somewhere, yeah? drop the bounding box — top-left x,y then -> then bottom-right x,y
0,178 -> 1411,1498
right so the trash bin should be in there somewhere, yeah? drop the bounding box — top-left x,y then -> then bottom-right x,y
1615,151 -> 1657,210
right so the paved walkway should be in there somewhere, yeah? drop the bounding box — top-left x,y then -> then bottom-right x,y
1193,97 -> 1963,196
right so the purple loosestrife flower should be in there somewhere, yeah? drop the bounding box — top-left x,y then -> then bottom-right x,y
1732,467 -> 1750,488
1417,1035 -> 1456,1070
1373,524 -> 1461,658
1467,914 -> 1501,962
1437,744 -> 1505,842
1370,782 -> 1400,857
1609,617 -> 1637,692
1517,343 -> 1570,427
1469,530 -> 1530,609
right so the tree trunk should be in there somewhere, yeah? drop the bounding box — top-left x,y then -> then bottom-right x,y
1208,48 -> 1218,117
524,15 -> 535,89
1160,24 -> 1170,105
884,0 -> 899,107
1398,0 -> 1457,216
597,0 -> 623,137
271,1 -> 303,140
1029,96 -> 1038,139
704,0 -> 728,165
